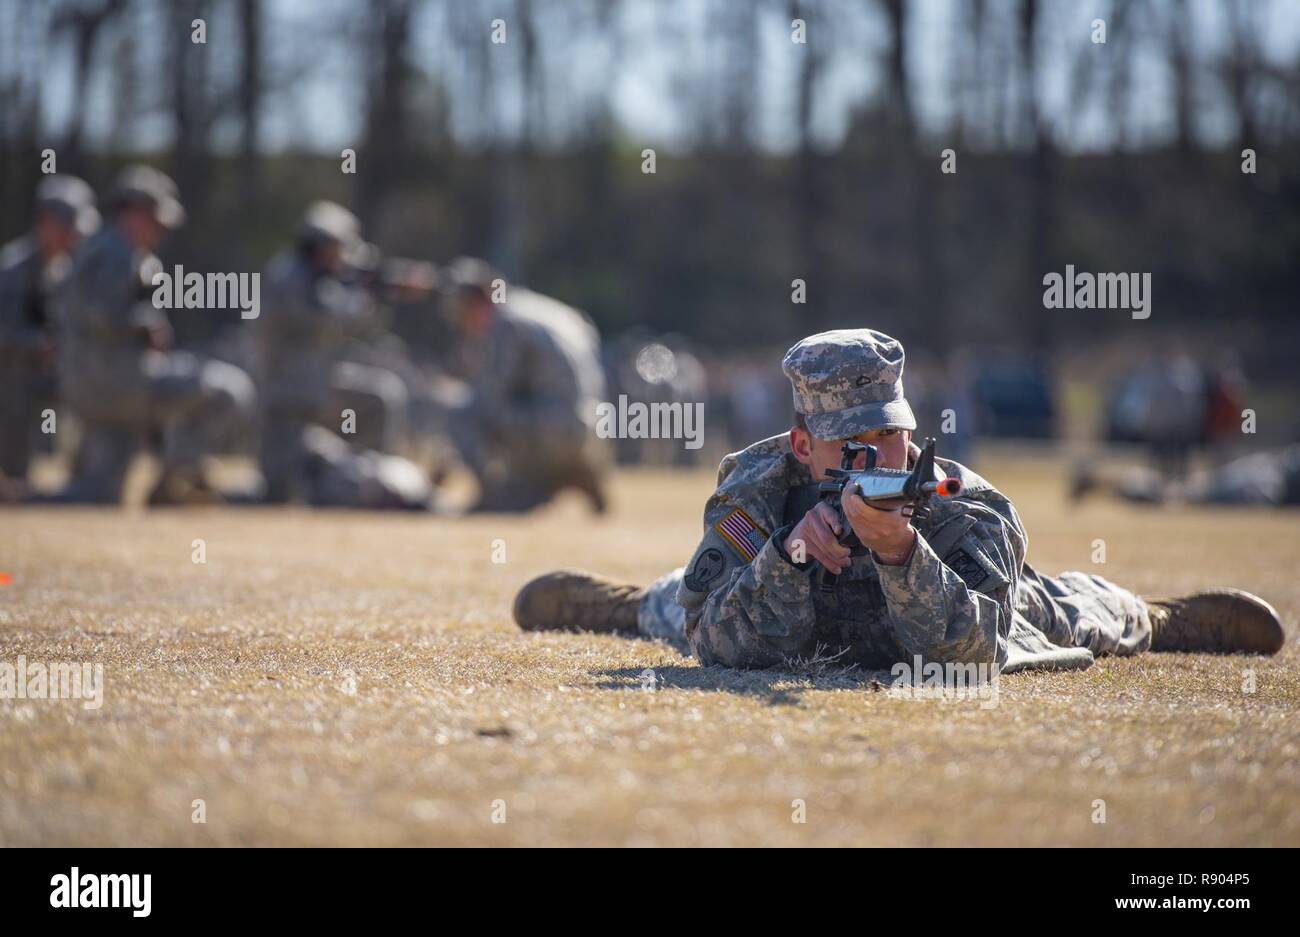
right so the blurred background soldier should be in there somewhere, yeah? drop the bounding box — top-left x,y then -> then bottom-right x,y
1074,442 -> 1300,507
1104,350 -> 1207,481
445,257 -> 609,513
52,166 -> 257,505
296,425 -> 435,511
0,176 -> 99,498
255,200 -> 436,507
603,330 -> 707,468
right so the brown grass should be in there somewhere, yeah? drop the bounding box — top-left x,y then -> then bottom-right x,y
1,450 -> 1298,846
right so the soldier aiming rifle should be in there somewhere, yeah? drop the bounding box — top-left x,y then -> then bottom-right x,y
512,329 -> 1288,672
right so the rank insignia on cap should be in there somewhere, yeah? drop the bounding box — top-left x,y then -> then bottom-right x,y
713,508 -> 768,562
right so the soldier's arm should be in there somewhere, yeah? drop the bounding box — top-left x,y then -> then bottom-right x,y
470,321 -> 526,436
0,269 -> 23,347
300,277 -> 374,333
255,276 -> 362,359
676,502 -> 819,669
873,498 -> 1026,666
329,281 -> 378,333
76,250 -> 153,340
0,247 -> 44,352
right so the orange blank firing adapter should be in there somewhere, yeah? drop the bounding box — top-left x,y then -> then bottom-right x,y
936,477 -> 962,497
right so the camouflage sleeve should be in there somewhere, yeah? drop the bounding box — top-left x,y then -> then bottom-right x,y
0,265 -> 22,348
873,497 -> 1026,666
471,321 -> 527,437
676,512 -> 818,669
72,246 -> 158,340
271,283 -> 320,343
0,247 -> 48,354
295,279 -> 373,336
128,299 -> 170,333
323,279 -> 377,333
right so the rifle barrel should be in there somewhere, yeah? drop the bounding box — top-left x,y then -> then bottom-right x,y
924,477 -> 963,498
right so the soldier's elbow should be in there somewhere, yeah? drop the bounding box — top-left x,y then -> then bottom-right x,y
920,633 -> 999,667
895,624 -> 996,668
690,628 -> 763,670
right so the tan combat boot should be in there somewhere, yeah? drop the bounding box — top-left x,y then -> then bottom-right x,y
147,468 -> 224,507
513,570 -> 644,635
1146,588 -> 1289,654
0,471 -> 24,503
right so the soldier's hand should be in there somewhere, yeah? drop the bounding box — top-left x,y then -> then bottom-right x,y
33,337 -> 57,370
146,322 -> 174,351
784,502 -> 852,574
842,491 -> 917,566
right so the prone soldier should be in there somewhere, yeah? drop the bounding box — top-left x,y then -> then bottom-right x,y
1073,443 -> 1300,507
513,329 -> 1288,670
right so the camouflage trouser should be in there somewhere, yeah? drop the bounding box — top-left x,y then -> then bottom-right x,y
636,563 -> 1153,659
449,402 -> 605,512
260,361 -> 409,502
60,352 -> 256,502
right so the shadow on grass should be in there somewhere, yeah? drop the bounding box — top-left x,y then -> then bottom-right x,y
590,664 -> 893,706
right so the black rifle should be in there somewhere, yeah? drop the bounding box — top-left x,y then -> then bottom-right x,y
814,436 -> 962,585
345,248 -> 440,302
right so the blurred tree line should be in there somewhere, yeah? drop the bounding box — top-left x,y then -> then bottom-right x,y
1,0 -> 1297,377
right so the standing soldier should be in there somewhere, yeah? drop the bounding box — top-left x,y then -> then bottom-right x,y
53,166 -> 257,504
444,257 -> 610,513
0,176 -> 99,496
254,201 -> 414,504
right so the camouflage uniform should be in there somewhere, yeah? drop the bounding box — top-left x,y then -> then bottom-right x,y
55,169 -> 255,502
295,425 -> 433,511
254,203 -> 409,503
1112,444 -> 1300,506
0,177 -> 99,481
449,270 -> 608,512
0,236 -> 62,479
638,330 -> 1152,672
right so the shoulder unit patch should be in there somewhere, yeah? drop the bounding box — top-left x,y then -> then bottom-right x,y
943,534 -> 1010,594
712,507 -> 768,563
684,547 -> 727,591
945,547 -> 987,591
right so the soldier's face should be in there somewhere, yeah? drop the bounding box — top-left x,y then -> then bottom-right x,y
33,214 -> 78,259
458,295 -> 494,338
790,425 -> 911,480
119,207 -> 165,251
314,242 -> 344,274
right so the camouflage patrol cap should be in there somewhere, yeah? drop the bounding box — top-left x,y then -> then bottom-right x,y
111,165 -> 185,229
440,256 -> 503,298
298,200 -> 381,269
298,200 -> 363,250
782,329 -> 917,439
35,175 -> 100,236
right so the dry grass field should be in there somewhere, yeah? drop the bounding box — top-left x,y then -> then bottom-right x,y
2,449 -> 1298,847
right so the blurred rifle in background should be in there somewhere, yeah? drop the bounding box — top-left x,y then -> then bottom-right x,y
345,245 -> 440,304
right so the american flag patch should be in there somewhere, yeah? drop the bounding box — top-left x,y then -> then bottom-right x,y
713,508 -> 768,563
